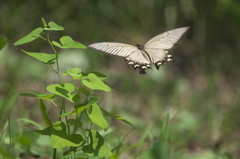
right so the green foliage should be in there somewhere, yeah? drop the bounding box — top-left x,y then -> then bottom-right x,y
21,49 -> 60,64
140,113 -> 170,159
6,18 -> 132,159
14,27 -> 43,45
0,35 -> 7,50
52,36 -> 86,49
47,83 -> 78,103
87,104 -> 109,130
82,73 -> 111,92
82,130 -> 112,157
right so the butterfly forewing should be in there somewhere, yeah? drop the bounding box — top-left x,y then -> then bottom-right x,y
88,42 -> 138,58
145,27 -> 189,50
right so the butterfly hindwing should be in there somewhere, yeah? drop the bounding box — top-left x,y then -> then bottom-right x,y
144,27 -> 189,70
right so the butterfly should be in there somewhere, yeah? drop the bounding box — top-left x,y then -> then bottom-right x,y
88,27 -> 189,74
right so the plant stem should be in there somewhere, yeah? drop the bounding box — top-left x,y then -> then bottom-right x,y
53,148 -> 56,159
46,32 -> 63,84
46,31 -> 63,159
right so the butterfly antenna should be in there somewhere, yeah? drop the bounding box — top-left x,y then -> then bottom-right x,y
122,35 -> 138,45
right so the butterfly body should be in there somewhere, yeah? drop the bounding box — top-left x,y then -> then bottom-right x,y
89,27 -> 189,74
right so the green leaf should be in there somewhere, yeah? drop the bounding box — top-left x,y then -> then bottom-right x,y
16,118 -> 43,129
20,92 -> 55,101
160,112 -> 170,141
150,113 -> 170,159
18,131 -> 39,146
101,108 -> 132,126
39,99 -> 52,126
14,27 -> 43,45
82,73 -> 111,92
62,149 -> 97,159
52,36 -> 86,49
41,17 -> 47,28
79,88 -> 91,96
75,97 -> 99,114
36,126 -> 52,135
67,119 -> 82,127
0,35 -> 7,50
82,130 -> 112,157
81,71 -> 107,80
44,21 -> 64,31
47,83 -> 76,103
87,104 -> 108,130
74,96 -> 99,113
21,49 -> 59,64
20,92 -> 57,106
63,68 -> 82,80
61,96 -> 99,117
62,154 -> 97,159
71,94 -> 80,103
50,121 -> 84,148
151,141 -> 169,159
61,105 -> 91,117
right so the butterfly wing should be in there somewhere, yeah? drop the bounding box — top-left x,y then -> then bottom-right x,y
145,27 -> 189,49
144,27 -> 189,69
88,42 -> 151,74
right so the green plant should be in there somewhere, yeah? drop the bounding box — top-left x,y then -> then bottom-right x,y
8,18 -> 132,159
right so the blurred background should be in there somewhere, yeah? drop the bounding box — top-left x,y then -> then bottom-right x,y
0,0 -> 240,158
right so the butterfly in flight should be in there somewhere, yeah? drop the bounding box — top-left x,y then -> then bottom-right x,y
88,27 -> 189,74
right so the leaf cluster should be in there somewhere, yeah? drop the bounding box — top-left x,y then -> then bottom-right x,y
11,18 -> 132,159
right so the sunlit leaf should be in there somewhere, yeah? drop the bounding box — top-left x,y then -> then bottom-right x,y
52,36 -> 86,49
47,83 -> 76,103
82,130 -> 112,157
21,49 -> 59,64
14,27 -> 43,45
81,71 -> 107,80
50,121 -> 84,148
20,92 -> 57,106
44,21 -> 64,31
20,92 -> 55,101
82,73 -> 111,92
87,104 -> 108,130
63,68 -> 82,80
60,97 -> 99,117
41,17 -> 47,28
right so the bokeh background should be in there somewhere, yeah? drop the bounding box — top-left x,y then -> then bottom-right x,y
1,0 -> 240,158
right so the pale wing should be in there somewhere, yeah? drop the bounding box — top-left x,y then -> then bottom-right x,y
144,48 -> 166,63
145,27 -> 189,50
126,50 -> 150,65
88,42 -> 138,58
